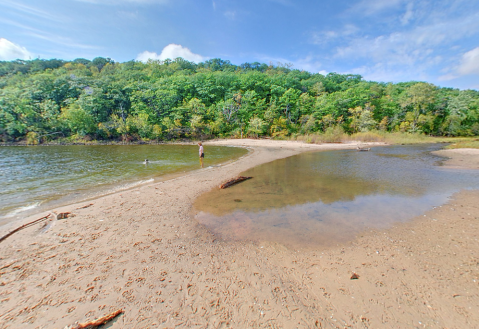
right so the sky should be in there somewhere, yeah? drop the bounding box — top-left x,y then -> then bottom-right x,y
0,0 -> 478,90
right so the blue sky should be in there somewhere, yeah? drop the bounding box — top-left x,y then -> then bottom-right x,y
1,0 -> 478,90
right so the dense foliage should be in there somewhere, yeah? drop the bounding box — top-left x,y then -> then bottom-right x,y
1,57 -> 478,143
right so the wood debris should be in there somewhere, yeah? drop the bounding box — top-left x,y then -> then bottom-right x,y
76,203 -> 94,209
219,176 -> 252,189
52,212 -> 72,220
0,214 -> 51,243
67,309 -> 123,329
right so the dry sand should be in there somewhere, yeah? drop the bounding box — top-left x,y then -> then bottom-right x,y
0,140 -> 478,329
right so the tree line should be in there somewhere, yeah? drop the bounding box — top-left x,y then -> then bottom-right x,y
0,57 -> 478,143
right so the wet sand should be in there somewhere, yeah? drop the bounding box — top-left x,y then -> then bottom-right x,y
0,140 -> 478,328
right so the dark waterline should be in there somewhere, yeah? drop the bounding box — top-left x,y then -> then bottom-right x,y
193,144 -> 479,249
0,144 -> 247,226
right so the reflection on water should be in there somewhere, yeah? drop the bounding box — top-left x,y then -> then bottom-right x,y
194,144 -> 479,248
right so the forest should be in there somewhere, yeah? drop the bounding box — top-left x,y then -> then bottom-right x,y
0,57 -> 478,144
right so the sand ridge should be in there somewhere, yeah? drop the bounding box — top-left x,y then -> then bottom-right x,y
0,140 -> 478,328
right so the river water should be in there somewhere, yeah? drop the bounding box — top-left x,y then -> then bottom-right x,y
194,144 -> 479,248
0,144 -> 247,225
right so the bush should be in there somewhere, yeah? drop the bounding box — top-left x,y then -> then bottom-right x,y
26,132 -> 39,145
347,131 -> 385,143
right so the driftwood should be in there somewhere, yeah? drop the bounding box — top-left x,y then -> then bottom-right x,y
219,176 -> 253,189
0,211 -> 73,243
76,203 -> 93,209
72,309 -> 123,329
0,214 -> 51,243
357,146 -> 371,151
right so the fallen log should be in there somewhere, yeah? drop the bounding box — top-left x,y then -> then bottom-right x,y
0,214 -> 51,243
219,176 -> 252,189
72,309 -> 123,329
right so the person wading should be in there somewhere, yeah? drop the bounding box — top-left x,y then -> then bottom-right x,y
198,142 -> 204,168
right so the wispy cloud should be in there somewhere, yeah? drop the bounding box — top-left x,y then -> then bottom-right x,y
136,44 -> 207,63
28,32 -> 101,50
74,0 -> 169,4
117,10 -> 140,20
265,0 -> 294,6
224,11 -> 236,20
0,0 -> 64,22
0,38 -> 33,60
334,13 -> 479,62
347,0 -> 406,16
310,25 -> 358,45
0,17 -> 98,51
400,2 -> 414,25
307,0 -> 479,87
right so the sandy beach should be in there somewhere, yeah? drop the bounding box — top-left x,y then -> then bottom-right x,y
0,139 -> 478,329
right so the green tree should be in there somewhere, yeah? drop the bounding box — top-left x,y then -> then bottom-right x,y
60,103 -> 96,137
247,117 -> 267,137
400,82 -> 437,132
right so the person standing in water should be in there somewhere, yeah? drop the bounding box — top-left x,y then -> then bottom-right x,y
198,142 -> 204,168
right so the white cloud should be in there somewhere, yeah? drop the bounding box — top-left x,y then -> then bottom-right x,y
0,38 -> 33,60
440,46 -> 479,81
136,44 -> 207,63
457,47 -> 479,76
212,1 -> 216,10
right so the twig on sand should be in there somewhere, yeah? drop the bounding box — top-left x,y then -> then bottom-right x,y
219,176 -> 253,189
76,203 -> 94,210
0,214 -> 51,243
68,309 -> 123,329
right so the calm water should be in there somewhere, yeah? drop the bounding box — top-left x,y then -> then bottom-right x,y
0,144 -> 247,225
194,144 -> 479,248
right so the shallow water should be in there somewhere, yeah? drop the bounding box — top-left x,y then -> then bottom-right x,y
0,144 -> 247,225
193,144 -> 479,248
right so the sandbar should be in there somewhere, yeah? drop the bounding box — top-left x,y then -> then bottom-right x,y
0,140 -> 478,328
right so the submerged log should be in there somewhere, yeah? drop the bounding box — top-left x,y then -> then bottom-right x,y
72,309 -> 123,329
357,146 -> 371,151
219,176 -> 253,189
